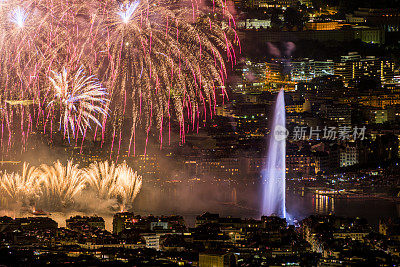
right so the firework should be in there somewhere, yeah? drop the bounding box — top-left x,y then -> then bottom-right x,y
0,160 -> 142,212
0,163 -> 39,206
84,160 -> 142,210
38,160 -> 86,208
84,160 -> 119,200
98,0 -> 237,152
47,66 -> 109,140
10,6 -> 28,28
114,161 -> 142,210
117,1 -> 140,24
0,0 -> 238,154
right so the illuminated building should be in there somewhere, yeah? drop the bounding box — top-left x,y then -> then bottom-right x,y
237,18 -> 271,29
334,62 -> 353,85
358,94 -> 400,108
142,235 -> 161,250
352,8 -> 400,33
242,61 -> 267,86
313,151 -> 331,174
286,102 -> 304,113
113,212 -> 137,234
340,144 -> 358,167
333,231 -> 369,241
150,221 -> 169,231
321,104 -> 352,125
353,26 -> 384,43
300,0 -> 312,7
239,26 -> 384,44
334,53 -> 395,85
253,0 -> 297,8
305,21 -> 341,31
286,152 -> 316,177
308,76 -> 347,100
370,108 -> 396,124
346,14 -> 367,24
235,61 -> 267,92
13,217 -> 58,231
379,219 -> 400,241
196,157 -> 241,178
66,216 -> 105,230
199,252 -> 235,267
130,154 -> 160,178
265,61 -> 296,92
291,59 -> 334,82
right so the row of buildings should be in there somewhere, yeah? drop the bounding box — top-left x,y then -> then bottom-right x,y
238,52 -> 397,91
1,213 -> 400,265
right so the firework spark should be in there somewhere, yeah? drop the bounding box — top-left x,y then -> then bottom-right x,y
99,0 -> 237,149
84,161 -> 119,200
84,160 -> 142,210
117,1 -> 140,24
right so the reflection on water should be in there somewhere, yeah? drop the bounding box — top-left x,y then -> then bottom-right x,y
287,189 -> 399,228
1,184 -> 399,230
135,183 -> 400,228
314,193 -> 335,214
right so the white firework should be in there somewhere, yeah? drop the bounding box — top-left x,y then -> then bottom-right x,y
0,163 -> 39,205
38,160 -> 86,208
115,161 -> 143,210
84,161 -> 119,200
48,66 -> 109,140
10,6 -> 28,28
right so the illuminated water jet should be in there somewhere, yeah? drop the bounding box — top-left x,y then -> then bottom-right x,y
262,89 -> 286,218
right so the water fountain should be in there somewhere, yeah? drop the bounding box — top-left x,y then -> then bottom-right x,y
261,90 -> 286,218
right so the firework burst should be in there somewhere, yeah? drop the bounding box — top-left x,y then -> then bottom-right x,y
97,0 -> 237,153
84,160 -> 142,210
0,163 -> 39,206
0,0 -> 238,155
47,66 -> 109,140
84,161 -> 119,200
0,160 -> 142,212
38,160 -> 86,209
114,161 -> 142,210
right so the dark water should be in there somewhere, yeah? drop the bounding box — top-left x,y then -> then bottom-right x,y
133,183 -> 400,228
286,191 -> 399,228
14,184 -> 395,231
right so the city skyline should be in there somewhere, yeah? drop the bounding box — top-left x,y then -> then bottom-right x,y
1,0 -> 400,266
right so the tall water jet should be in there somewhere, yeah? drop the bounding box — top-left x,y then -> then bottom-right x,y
262,89 -> 286,218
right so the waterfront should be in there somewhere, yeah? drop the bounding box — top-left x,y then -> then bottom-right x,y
1,183 -> 398,231
133,183 -> 400,229
287,191 -> 399,228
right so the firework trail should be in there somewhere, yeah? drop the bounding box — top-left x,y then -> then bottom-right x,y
98,0 -> 237,152
0,0 -> 238,154
0,160 -> 142,212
